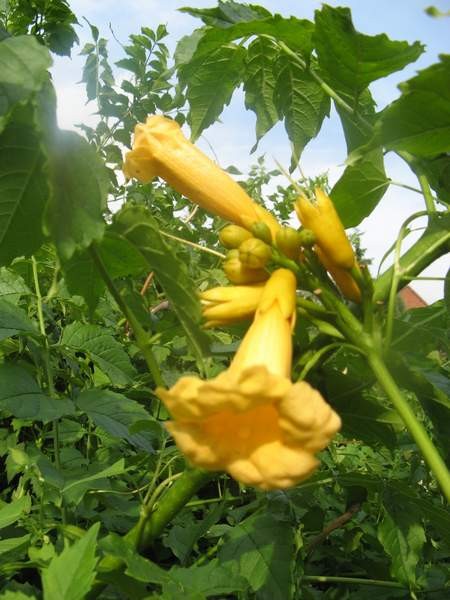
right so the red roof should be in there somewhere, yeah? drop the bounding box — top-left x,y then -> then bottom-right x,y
399,286 -> 427,309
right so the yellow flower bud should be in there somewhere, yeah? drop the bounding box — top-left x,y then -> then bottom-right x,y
251,221 -> 272,245
219,225 -> 252,249
316,247 -> 361,303
298,228 -> 316,248
223,250 -> 269,285
294,188 -> 355,269
239,238 -> 272,269
123,115 -> 282,233
275,227 -> 302,260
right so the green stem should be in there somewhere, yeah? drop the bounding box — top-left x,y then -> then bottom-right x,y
402,154 -> 437,213
374,212 -> 450,304
384,212 -> 429,348
302,575 -> 404,589
367,351 -> 450,502
89,244 -> 164,387
32,256 -> 65,526
126,468 -> 214,551
160,230 -> 225,259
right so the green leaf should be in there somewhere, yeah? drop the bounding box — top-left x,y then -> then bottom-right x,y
76,389 -> 161,453
61,459 -> 126,505
314,5 -> 423,98
0,107 -> 48,266
322,349 -> 399,448
375,55 -> 450,157
0,298 -> 36,340
392,302 -> 448,355
219,512 -> 294,598
378,501 -> 426,587
176,17 -> 314,66
0,35 -> 51,131
61,322 -> 137,386
112,205 -> 209,359
100,533 -> 169,584
0,496 -> 31,529
41,523 -> 100,600
179,1 -> 271,28
0,534 -> 30,557
390,355 -> 450,460
274,53 -> 330,166
62,232 -> 148,314
0,588 -> 36,600
167,560 -> 248,598
335,89 -> 377,153
330,149 -> 389,227
243,37 -> 280,149
0,364 -> 75,422
62,249 -> 105,314
182,43 -> 245,140
0,267 -> 31,304
44,131 -> 108,261
166,502 -> 225,564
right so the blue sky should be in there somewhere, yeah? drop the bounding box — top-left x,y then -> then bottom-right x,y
52,1 -> 450,302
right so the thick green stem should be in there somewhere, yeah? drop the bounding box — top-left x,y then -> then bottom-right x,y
89,244 -> 165,387
374,213 -> 450,304
302,575 -> 404,589
417,172 -> 437,213
367,351 -> 450,502
126,468 -> 214,551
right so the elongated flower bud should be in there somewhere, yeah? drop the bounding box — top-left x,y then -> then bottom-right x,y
295,188 -> 355,269
316,247 -> 361,303
239,238 -> 272,269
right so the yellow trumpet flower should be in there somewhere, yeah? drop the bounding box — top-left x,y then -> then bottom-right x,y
295,188 -> 355,269
200,284 -> 265,328
156,269 -> 341,490
123,115 -> 280,236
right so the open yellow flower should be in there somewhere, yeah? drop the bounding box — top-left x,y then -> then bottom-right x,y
123,115 -> 280,236
295,188 -> 355,269
156,269 -> 341,490
200,284 -> 265,328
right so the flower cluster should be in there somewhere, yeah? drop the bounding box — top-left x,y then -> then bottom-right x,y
123,115 -> 351,490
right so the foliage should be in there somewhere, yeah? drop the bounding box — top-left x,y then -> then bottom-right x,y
0,1 -> 448,599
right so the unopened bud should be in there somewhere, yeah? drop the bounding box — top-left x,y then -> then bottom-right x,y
275,227 -> 302,260
298,228 -> 316,248
251,221 -> 272,245
223,251 -> 269,284
219,225 -> 252,249
239,238 -> 272,269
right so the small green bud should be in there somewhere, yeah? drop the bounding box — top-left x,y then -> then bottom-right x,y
239,238 -> 272,269
251,221 -> 272,245
275,227 -> 302,260
298,228 -> 316,248
219,225 -> 252,249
